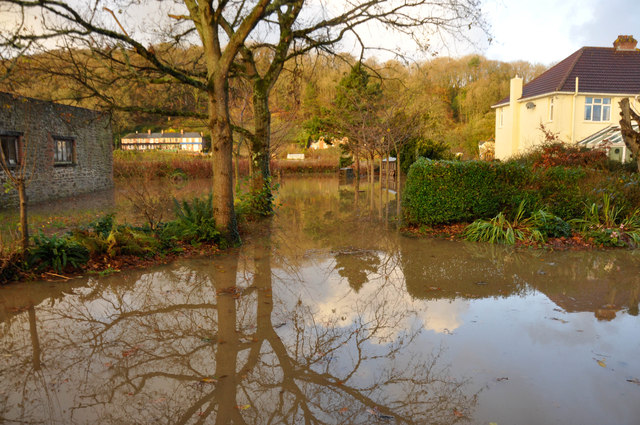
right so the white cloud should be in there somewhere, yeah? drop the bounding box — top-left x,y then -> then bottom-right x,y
482,0 -> 640,64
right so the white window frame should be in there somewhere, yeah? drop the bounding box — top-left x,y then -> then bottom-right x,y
584,97 -> 611,122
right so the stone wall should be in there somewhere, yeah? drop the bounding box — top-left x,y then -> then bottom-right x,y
0,92 -> 113,207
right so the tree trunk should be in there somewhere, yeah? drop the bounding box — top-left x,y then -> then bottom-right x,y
17,179 -> 28,254
355,150 -> 361,184
619,98 -> 640,171
212,250 -> 241,424
250,81 -> 273,215
233,148 -> 240,194
209,81 -> 239,244
369,154 -> 375,186
28,305 -> 41,371
394,141 -> 401,219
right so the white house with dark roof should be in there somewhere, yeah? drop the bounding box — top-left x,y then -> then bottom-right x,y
121,129 -> 204,152
491,35 -> 640,161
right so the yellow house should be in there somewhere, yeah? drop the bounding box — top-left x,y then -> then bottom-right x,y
492,35 -> 640,161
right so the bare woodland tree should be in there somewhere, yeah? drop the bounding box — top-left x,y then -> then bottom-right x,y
0,0 -> 488,240
0,127 -> 35,254
619,98 -> 640,171
236,0 -> 488,213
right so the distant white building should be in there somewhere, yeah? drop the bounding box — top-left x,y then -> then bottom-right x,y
121,129 -> 204,152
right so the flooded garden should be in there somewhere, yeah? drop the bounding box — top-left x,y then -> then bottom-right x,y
1,175 -> 640,424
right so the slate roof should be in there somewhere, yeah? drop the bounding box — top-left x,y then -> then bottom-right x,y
122,132 -> 202,140
493,46 -> 640,106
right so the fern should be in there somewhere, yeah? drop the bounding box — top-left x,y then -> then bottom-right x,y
29,233 -> 89,273
164,195 -> 221,244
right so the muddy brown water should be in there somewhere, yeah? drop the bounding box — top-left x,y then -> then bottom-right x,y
1,175 -> 639,424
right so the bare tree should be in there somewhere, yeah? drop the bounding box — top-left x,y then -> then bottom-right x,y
619,98 -> 640,171
0,123 -> 35,254
0,0 -> 285,244
235,0 -> 489,213
0,0 -> 488,239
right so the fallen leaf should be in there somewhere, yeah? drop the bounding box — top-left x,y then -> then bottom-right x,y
626,378 -> 640,385
495,377 -> 509,382
201,377 -> 217,383
236,404 -> 250,410
597,359 -> 606,368
453,409 -> 464,418
339,407 -> 348,413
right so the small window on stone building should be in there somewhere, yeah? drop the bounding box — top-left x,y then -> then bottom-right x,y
0,134 -> 21,167
53,137 -> 75,165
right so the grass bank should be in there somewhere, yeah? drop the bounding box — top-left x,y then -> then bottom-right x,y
0,193 -> 249,285
113,147 -> 341,179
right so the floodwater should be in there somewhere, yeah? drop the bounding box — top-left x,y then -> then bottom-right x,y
1,175 -> 640,424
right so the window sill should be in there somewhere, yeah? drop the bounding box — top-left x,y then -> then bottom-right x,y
54,162 -> 76,167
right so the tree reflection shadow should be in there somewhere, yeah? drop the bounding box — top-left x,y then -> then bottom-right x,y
0,220 -> 476,424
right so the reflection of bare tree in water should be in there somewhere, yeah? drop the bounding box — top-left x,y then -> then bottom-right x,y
0,304 -> 64,423
0,222 -> 476,424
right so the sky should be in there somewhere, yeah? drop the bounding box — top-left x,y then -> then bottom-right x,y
1,0 -> 639,66
481,0 -> 640,64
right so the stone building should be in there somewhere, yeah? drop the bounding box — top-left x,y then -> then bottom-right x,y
0,92 -> 113,207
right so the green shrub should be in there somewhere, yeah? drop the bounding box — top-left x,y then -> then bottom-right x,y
532,166 -> 589,219
235,178 -> 280,218
71,229 -> 110,256
106,226 -> 161,257
399,138 -> 452,174
530,210 -> 572,239
573,194 -> 640,247
29,233 -> 89,273
1,251 -> 24,283
163,194 -> 221,244
339,155 -> 353,168
464,202 -> 544,245
403,159 -> 531,225
88,213 -> 115,238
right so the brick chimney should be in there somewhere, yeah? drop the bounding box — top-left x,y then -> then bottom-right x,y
614,35 -> 637,51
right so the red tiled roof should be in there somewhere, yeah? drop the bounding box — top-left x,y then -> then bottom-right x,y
493,46 -> 640,106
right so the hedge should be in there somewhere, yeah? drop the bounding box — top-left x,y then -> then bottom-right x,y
403,159 -> 532,225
